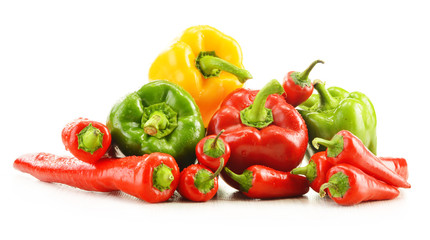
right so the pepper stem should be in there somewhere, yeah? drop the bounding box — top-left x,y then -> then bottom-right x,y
194,158 -> 224,194
291,160 -> 317,183
203,130 -> 226,158
240,79 -> 285,128
297,60 -> 324,83
312,135 -> 344,158
224,167 -> 253,192
319,172 -> 350,198
313,79 -> 338,111
143,112 -> 169,136
152,163 -> 174,192
77,124 -> 104,154
196,51 -> 252,83
319,182 -> 338,198
211,130 -> 225,149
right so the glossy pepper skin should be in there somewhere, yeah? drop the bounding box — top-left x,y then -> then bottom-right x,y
61,118 -> 111,164
291,151 -> 332,193
195,130 -> 230,172
149,25 -> 252,127
107,80 -> 205,170
177,159 -> 224,202
224,165 -> 309,199
379,157 -> 408,180
282,60 -> 324,107
207,80 -> 308,190
299,80 -> 377,154
313,130 -> 411,188
13,152 -> 180,203
320,164 -> 400,206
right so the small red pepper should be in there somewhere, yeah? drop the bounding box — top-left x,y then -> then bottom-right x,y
177,159 -> 224,202
379,157 -> 408,180
195,129 -> 230,172
291,151 -> 332,193
207,79 -> 308,190
62,118 -> 111,163
13,152 -> 180,203
282,60 -> 324,107
224,165 -> 309,199
292,153 -> 409,193
312,130 -> 411,188
319,164 -> 400,206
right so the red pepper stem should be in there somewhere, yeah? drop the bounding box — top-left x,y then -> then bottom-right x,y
290,164 -> 310,176
313,80 -> 338,110
152,163 -> 174,191
240,79 -> 285,128
319,182 -> 337,198
77,124 -> 104,154
223,167 -> 253,192
211,130 -> 225,149
297,60 -> 324,81
312,135 -> 344,158
209,158 -> 224,180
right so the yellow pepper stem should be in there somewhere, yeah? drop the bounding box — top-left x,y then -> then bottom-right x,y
196,51 -> 252,83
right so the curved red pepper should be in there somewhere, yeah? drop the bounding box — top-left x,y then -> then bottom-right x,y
62,118 -> 111,163
379,157 -> 408,180
320,164 -> 400,206
208,80 -> 308,189
177,158 -> 223,202
282,60 -> 324,107
224,165 -> 309,199
313,130 -> 411,188
14,152 -> 180,203
195,130 -> 230,172
291,151 -> 333,193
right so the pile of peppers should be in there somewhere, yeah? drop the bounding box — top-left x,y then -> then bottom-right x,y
13,25 -> 410,206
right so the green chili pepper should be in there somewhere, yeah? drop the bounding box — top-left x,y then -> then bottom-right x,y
107,80 -> 205,169
298,80 -> 377,154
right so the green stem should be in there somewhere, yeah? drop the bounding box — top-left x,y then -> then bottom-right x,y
240,79 -> 284,128
211,130 -> 224,149
143,111 -> 168,136
290,165 -> 309,175
203,130 -> 226,158
224,167 -> 253,192
319,182 -> 337,198
152,163 -> 174,192
297,60 -> 324,82
312,135 -> 344,158
194,158 -> 224,194
196,51 -> 252,83
77,124 -> 104,154
313,80 -> 338,111
319,172 -> 350,198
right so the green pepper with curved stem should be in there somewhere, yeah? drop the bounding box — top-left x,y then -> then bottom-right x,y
298,80 -> 377,154
107,80 -> 205,169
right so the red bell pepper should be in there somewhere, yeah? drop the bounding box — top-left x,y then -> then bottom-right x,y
13,152 -> 180,203
319,164 -> 400,206
195,129 -> 230,172
62,118 -> 111,163
312,130 -> 411,188
177,159 -> 224,202
224,165 -> 309,199
282,60 -> 324,107
291,151 -> 332,193
207,79 -> 308,189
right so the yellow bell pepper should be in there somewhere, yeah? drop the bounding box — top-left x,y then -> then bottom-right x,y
148,25 -> 252,127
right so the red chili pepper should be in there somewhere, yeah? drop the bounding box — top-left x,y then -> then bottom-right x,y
13,152 -> 180,203
207,79 -> 308,190
177,158 -> 224,202
195,129 -> 230,172
282,60 -> 324,107
379,157 -> 408,180
224,165 -> 309,199
291,151 -> 333,193
319,164 -> 400,206
312,130 -> 411,188
62,118 -> 111,163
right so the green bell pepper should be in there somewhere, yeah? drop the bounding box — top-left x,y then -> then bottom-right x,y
298,80 -> 377,154
107,80 -> 205,169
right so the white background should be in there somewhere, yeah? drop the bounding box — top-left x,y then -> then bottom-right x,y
1,0 -> 429,239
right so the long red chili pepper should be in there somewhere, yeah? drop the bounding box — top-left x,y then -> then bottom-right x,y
177,158 -> 224,202
13,152 -> 180,203
224,165 -> 309,199
195,130 -> 230,172
319,164 -> 400,206
312,130 -> 411,188
62,118 -> 111,163
282,60 -> 324,107
379,157 -> 408,180
291,151 -> 332,192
